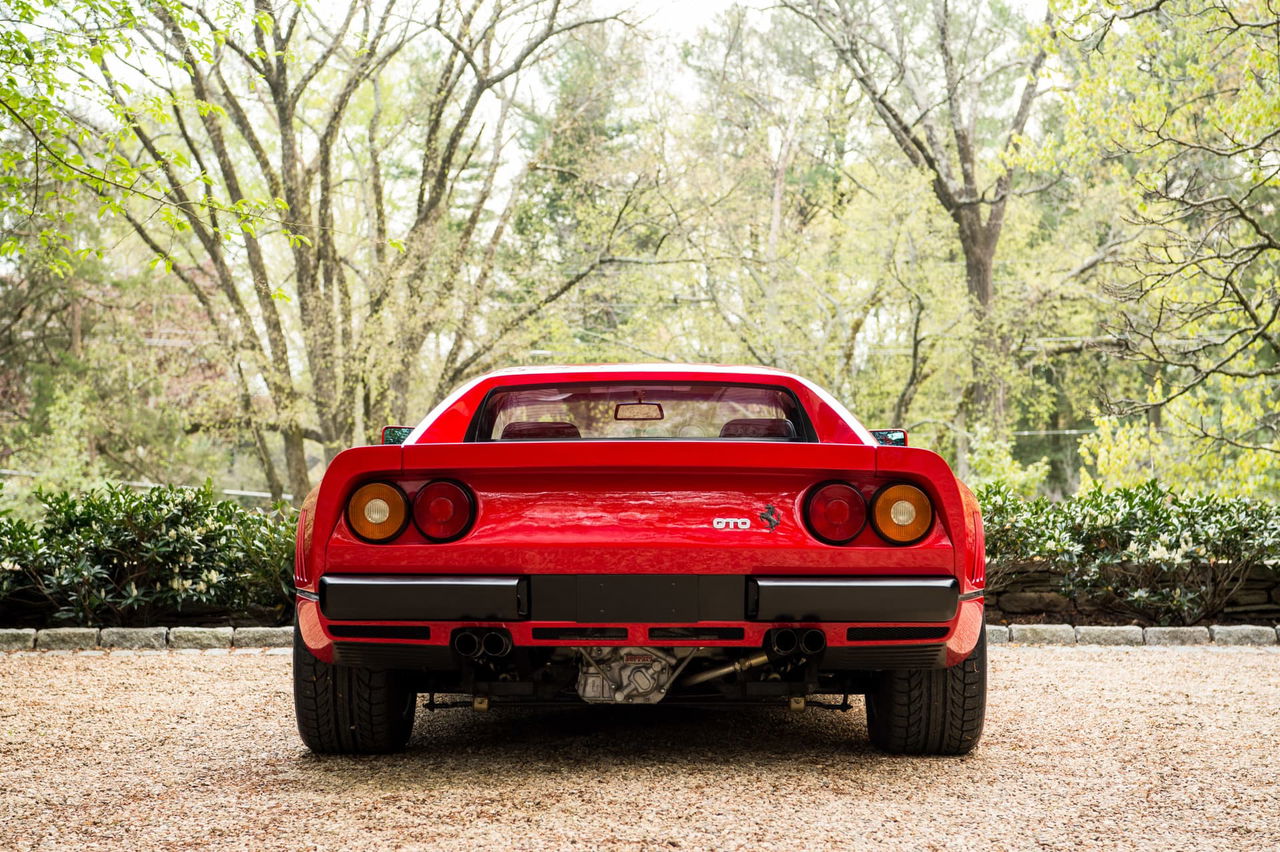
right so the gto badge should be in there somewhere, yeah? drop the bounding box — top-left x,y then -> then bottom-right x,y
712,517 -> 751,530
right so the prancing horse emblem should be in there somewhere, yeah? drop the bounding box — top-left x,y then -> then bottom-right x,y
759,504 -> 781,531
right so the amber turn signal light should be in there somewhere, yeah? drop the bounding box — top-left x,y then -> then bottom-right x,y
346,481 -> 409,543
871,483 -> 933,545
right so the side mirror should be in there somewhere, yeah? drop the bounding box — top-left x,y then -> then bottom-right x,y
870,429 -> 908,447
380,425 -> 413,445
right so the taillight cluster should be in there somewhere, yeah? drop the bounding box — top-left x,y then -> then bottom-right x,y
871,483 -> 933,545
346,479 -> 475,544
804,481 -> 933,546
805,481 -> 867,544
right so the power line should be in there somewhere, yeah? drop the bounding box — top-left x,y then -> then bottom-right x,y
1010,429 -> 1097,436
0,469 -> 290,502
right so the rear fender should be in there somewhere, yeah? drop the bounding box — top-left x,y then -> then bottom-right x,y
874,446 -> 975,591
297,445 -> 403,594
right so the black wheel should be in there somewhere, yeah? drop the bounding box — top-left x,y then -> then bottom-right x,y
293,621 -> 416,754
865,628 -> 986,755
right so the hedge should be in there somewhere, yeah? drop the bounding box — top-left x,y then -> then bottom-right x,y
0,483 -> 295,627
0,479 -> 1277,627
979,480 -> 1280,625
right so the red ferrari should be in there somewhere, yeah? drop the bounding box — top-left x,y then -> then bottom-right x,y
293,365 -> 986,755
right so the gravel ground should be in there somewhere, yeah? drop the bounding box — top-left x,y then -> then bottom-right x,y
1,647 -> 1277,851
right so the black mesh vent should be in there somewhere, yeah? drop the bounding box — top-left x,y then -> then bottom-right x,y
329,624 -> 431,640
332,642 -> 456,670
531,627 -> 627,641
822,644 -> 946,670
648,627 -> 745,641
845,626 -> 949,641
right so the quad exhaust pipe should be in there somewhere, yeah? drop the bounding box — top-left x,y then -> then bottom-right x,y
799,628 -> 827,656
452,629 -> 512,659
769,628 -> 826,657
482,630 -> 512,658
769,628 -> 798,656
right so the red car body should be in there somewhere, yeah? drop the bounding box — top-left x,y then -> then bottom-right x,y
292,364 -> 987,755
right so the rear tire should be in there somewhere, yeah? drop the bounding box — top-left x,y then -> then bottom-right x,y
865,629 -> 986,755
293,621 -> 416,754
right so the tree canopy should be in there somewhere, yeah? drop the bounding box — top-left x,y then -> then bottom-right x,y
1,0 -> 1276,502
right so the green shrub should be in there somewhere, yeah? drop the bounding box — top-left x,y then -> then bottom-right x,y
979,480 -> 1280,624
976,482 -> 1077,591
0,483 -> 296,626
3,478 -> 1276,627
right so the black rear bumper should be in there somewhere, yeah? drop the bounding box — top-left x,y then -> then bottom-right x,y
318,574 -> 960,624
748,577 -> 958,622
320,575 -> 528,621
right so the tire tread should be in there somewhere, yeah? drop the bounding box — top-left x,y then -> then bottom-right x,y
865,630 -> 986,755
293,622 -> 415,754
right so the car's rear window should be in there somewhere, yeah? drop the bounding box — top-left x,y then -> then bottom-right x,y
470,382 -> 811,441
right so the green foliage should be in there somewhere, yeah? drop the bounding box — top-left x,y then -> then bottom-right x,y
979,480 -> 1280,624
1078,402 -> 1280,498
1048,0 -> 1280,468
1,0 -> 1275,506
967,427 -> 1051,498
976,483 -> 1077,593
0,482 -> 295,626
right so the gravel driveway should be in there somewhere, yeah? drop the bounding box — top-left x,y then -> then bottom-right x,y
1,646 -> 1277,851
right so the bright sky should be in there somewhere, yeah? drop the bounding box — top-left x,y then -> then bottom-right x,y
614,0 -> 764,38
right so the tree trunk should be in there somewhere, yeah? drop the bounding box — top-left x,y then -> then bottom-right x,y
950,210 -> 1003,473
283,426 -> 310,505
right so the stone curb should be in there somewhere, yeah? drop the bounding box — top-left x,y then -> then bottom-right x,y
100,627 -> 168,650
1209,625 -> 1277,646
12,626 -> 291,651
232,626 -> 292,648
1145,626 -> 1211,646
36,627 -> 100,650
992,624 -> 1276,646
169,626 -> 234,649
1009,624 -> 1076,645
0,628 -> 36,651
2,624 -> 1277,651
1075,626 -> 1144,646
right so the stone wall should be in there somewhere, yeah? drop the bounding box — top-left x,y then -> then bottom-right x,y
985,566 -> 1280,625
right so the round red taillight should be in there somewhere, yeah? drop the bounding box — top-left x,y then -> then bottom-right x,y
412,480 -> 475,542
804,481 -> 867,545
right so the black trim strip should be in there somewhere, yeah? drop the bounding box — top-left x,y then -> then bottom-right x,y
316,574 -> 965,624
751,576 -> 959,623
321,575 -> 528,621
296,589 -> 319,602
529,574 -> 743,623
959,590 -> 984,602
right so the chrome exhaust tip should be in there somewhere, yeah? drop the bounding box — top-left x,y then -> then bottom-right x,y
481,630 -> 512,658
769,628 -> 798,657
452,629 -> 482,658
799,628 -> 827,656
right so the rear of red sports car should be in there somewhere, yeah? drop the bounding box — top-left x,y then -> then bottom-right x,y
293,366 -> 987,755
